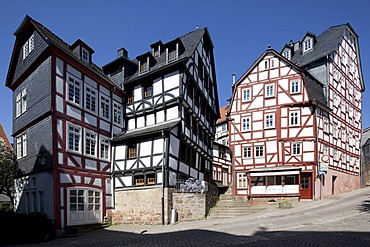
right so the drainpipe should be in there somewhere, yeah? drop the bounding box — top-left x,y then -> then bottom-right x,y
161,130 -> 165,225
314,106 -> 319,200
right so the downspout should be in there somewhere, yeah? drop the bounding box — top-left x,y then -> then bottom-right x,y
314,105 -> 319,201
161,130 -> 165,225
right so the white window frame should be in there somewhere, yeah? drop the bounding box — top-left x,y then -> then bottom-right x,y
264,114 -> 275,129
324,118 -> 329,132
242,117 -> 251,131
242,88 -> 251,102
100,136 -> 110,160
113,102 -> 123,126
290,80 -> 300,94
237,173 -> 247,189
22,133 -> 27,157
243,146 -> 252,159
16,136 -> 22,159
23,34 -> 34,60
84,129 -> 97,157
21,88 -> 27,114
255,145 -> 264,158
84,84 -> 97,115
265,84 -> 275,98
81,47 -> 89,62
282,50 -> 290,60
292,142 -> 301,156
67,73 -> 82,106
290,111 -> 300,126
16,93 -> 21,118
67,123 -> 81,153
100,93 -> 111,121
333,149 -> 338,161
303,38 -> 312,52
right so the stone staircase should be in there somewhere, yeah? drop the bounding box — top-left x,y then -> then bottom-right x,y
209,189 -> 264,218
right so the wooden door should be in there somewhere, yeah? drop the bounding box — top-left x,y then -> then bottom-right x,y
300,172 -> 313,199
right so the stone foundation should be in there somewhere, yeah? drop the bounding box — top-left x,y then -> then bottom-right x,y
249,196 -> 300,206
112,187 -> 217,225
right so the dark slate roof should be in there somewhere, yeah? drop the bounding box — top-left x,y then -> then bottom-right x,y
291,24 -> 347,67
111,118 -> 180,142
123,28 -> 206,84
304,75 -> 327,109
21,16 -> 118,87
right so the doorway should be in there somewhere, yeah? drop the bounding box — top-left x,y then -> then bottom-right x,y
300,172 -> 313,199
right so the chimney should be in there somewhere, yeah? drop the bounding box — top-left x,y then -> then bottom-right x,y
232,73 -> 236,85
117,47 -> 128,58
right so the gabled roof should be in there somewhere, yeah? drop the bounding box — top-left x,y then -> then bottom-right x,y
0,122 -> 12,149
216,104 -> 230,125
228,49 -> 328,116
123,28 -> 207,84
6,15 -> 118,88
291,23 -> 364,91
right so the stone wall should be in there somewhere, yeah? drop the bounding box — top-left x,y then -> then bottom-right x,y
112,187 -> 172,225
173,192 -> 206,221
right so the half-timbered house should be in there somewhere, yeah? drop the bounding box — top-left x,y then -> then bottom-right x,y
104,28 -> 219,224
212,105 -> 232,186
5,16 -> 125,229
228,24 -> 364,202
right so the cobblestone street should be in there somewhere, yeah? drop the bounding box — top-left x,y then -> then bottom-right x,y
10,187 -> 370,247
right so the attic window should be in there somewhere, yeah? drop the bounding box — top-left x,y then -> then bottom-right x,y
153,46 -> 160,58
166,44 -> 178,63
282,50 -> 291,60
139,58 -> 149,74
303,38 -> 312,52
81,47 -> 89,62
23,34 -> 35,60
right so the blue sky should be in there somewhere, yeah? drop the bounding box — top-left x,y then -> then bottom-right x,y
1,0 -> 370,142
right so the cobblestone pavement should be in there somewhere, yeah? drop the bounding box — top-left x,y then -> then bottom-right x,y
9,187 -> 370,247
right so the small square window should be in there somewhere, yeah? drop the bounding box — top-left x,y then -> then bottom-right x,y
292,143 -> 301,155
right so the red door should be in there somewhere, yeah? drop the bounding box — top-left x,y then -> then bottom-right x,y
300,172 -> 313,199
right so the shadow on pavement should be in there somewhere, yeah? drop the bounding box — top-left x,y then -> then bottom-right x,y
7,226 -> 369,247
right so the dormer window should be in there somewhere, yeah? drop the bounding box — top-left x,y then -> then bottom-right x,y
81,47 -> 89,62
282,49 -> 291,60
139,57 -> 149,74
167,44 -> 178,63
153,46 -> 160,58
303,38 -> 312,52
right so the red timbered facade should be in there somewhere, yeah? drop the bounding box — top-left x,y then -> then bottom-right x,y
228,24 -> 364,202
6,16 -> 124,229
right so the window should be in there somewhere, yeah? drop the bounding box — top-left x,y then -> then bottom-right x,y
82,47 -> 89,62
285,175 -> 298,185
184,111 -> 191,127
341,153 -> 346,163
243,146 -> 252,159
134,175 -> 145,186
23,34 -> 34,59
68,124 -> 81,152
85,85 -> 97,113
341,51 -> 346,64
341,99 -> 346,113
16,136 -> 22,159
333,124 -> 338,137
16,133 -> 27,159
282,50 -> 290,60
270,59 -> 275,68
265,114 -> 274,128
350,61 -> 355,74
237,173 -> 247,188
264,60 -> 268,70
255,145 -> 264,158
292,142 -> 301,155
128,144 -> 137,159
334,93 -> 339,107
168,46 -> 178,62
143,83 -> 153,98
100,94 -> 110,120
127,90 -> 134,104
113,103 -> 122,125
139,60 -> 148,73
198,54 -> 204,80
324,118 -> 329,132
242,117 -> 251,131
290,80 -> 300,94
265,84 -> 274,97
147,174 -> 156,185
153,46 -> 160,58
221,124 -> 226,132
100,137 -> 109,160
85,130 -> 96,156
334,149 -> 338,161
303,38 -> 312,52
242,88 -> 251,102
341,128 -> 346,141
221,139 -> 227,146
290,111 -> 299,126
67,74 -> 81,105
16,89 -> 27,117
